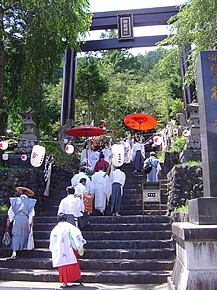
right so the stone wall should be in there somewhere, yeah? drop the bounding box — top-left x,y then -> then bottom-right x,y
0,168 -> 46,213
167,164 -> 203,214
0,167 -> 74,214
0,167 -> 73,243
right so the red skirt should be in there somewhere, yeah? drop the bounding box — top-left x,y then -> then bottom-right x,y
58,251 -> 81,283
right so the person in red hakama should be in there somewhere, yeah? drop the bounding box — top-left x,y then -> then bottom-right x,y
49,213 -> 86,288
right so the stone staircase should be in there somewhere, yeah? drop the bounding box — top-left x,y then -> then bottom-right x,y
0,163 -> 174,285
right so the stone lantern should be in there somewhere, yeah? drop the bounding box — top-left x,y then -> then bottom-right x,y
13,108 -> 37,158
180,100 -> 202,162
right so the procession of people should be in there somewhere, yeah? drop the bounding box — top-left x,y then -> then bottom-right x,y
5,133 -> 161,288
64,135 -> 161,221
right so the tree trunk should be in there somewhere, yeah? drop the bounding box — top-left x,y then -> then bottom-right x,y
0,8 -> 6,136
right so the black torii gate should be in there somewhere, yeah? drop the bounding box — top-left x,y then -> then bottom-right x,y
61,5 -> 192,126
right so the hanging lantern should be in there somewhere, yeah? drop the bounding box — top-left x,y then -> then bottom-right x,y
65,144 -> 74,154
183,129 -> 190,137
153,136 -> 163,145
21,154 -> 27,161
166,124 -> 171,129
30,145 -> 45,167
2,153 -> 9,161
111,144 -> 124,167
0,141 -> 8,150
173,128 -> 178,134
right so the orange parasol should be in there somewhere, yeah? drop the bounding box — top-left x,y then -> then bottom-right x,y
124,113 -> 157,131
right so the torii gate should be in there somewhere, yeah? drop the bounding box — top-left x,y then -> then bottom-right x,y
61,5 -> 192,126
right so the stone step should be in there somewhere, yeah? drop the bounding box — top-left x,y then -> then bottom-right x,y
0,267 -> 172,284
45,207 -> 159,216
142,204 -> 167,209
35,215 -> 171,224
81,248 -> 175,260
0,247 -> 175,260
47,191 -> 143,204
142,210 -> 168,216
43,209 -> 168,216
80,259 -> 174,271
34,230 -> 172,240
34,222 -> 171,232
0,257 -> 173,271
48,197 -> 167,207
34,239 -> 173,249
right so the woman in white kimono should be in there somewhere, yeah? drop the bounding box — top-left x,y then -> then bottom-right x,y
49,213 -> 86,288
91,166 -> 111,215
7,186 -> 37,259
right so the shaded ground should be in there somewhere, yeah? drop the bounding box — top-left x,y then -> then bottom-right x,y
0,281 -> 168,290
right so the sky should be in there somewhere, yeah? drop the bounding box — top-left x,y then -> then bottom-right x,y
85,0 -> 187,55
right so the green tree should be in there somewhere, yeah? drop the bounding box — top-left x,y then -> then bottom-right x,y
160,0 -> 217,85
0,0 -> 92,135
75,53 -> 109,124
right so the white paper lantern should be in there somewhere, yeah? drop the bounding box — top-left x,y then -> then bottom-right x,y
65,144 -> 74,154
30,145 -> 45,167
0,141 -> 8,150
173,128 -> 178,134
2,153 -> 9,161
183,129 -> 190,137
153,136 -> 163,145
111,144 -> 124,167
21,154 -> 27,161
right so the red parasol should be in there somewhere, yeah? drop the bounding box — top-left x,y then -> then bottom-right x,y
65,124 -> 106,138
124,113 -> 157,131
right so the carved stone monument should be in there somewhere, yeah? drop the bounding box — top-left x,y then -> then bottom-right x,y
168,51 -> 217,290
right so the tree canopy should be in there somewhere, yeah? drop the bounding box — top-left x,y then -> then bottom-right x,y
0,0 -> 92,135
160,0 -> 217,85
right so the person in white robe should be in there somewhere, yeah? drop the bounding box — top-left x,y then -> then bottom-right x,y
91,166 -> 111,215
80,144 -> 92,168
111,167 -> 126,216
49,213 -> 86,288
74,179 -> 92,227
102,144 -> 111,163
90,150 -> 100,172
123,139 -> 132,163
74,178 -> 87,197
57,186 -> 84,227
132,139 -> 145,172
71,167 -> 92,194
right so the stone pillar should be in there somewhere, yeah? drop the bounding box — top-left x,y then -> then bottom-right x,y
168,51 -> 217,290
60,47 -> 76,126
168,223 -> 217,290
188,51 -> 217,224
